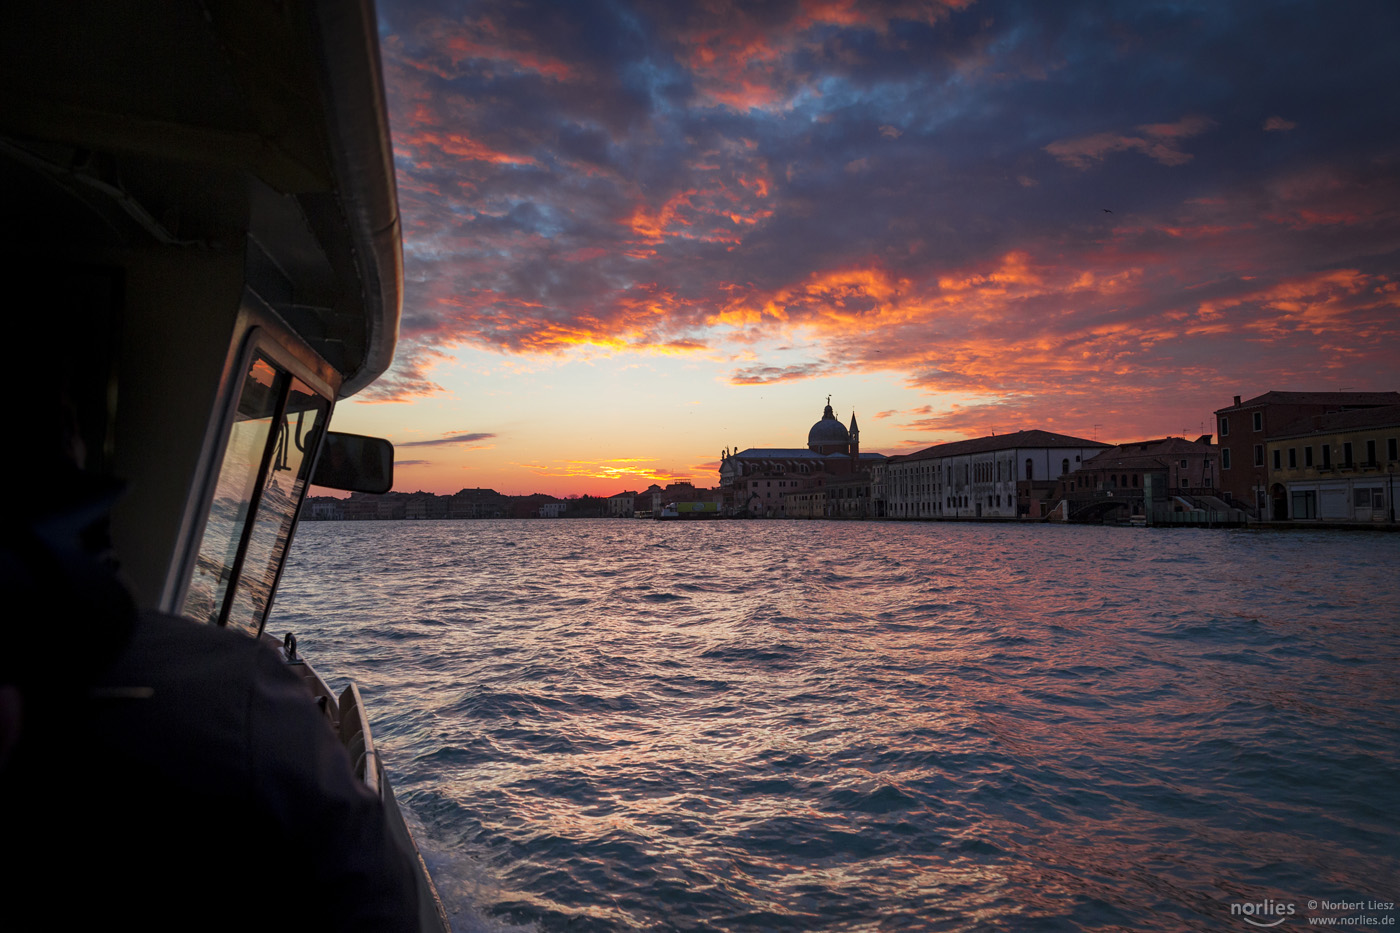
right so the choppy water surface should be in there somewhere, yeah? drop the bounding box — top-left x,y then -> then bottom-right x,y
273,520 -> 1400,932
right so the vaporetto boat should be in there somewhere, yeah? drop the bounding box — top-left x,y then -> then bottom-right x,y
2,2 -> 449,928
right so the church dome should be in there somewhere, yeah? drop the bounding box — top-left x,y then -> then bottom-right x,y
808,402 -> 850,449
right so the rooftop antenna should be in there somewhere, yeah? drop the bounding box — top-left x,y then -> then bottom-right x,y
1093,423 -> 1102,441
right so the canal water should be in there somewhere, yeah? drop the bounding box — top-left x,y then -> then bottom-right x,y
272,520 -> 1400,932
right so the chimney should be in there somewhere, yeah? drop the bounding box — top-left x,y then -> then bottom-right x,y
1233,395 -> 1241,406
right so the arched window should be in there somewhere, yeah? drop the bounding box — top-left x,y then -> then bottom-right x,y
1061,458 -> 1069,476
1025,458 -> 1034,480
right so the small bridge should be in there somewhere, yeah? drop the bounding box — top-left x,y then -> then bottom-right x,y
1066,494 -> 1139,523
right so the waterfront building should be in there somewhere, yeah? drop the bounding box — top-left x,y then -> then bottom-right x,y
1263,404 -> 1400,522
1213,391 -> 1400,515
624,482 -> 722,516
608,491 -> 638,518
783,475 -> 827,519
884,430 -> 1108,520
450,487 -> 508,519
1053,436 -> 1220,522
306,497 -> 343,520
779,472 -> 875,519
1071,436 -> 1218,494
718,399 -> 887,515
405,492 -> 450,519
637,484 -> 664,516
822,472 -> 875,518
869,460 -> 888,517
737,472 -> 806,518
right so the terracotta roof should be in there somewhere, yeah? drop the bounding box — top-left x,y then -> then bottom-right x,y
889,429 -> 1107,463
1270,404 -> 1400,439
1084,436 -> 1215,470
1217,390 -> 1400,412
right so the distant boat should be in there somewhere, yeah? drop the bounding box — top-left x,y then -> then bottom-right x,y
656,502 -> 720,520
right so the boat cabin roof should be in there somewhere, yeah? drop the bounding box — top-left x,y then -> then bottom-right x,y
2,0 -> 402,619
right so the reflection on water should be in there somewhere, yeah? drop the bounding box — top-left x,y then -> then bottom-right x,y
274,520 -> 1400,932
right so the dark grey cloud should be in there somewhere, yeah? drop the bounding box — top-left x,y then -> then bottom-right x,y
370,0 -> 1400,416
730,362 -> 833,385
398,432 -> 498,447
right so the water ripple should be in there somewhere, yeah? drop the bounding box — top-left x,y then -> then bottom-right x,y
274,520 -> 1400,932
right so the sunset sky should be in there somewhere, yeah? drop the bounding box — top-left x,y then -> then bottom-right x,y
329,0 -> 1400,497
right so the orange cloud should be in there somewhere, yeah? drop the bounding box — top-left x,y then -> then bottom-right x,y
513,458 -> 703,487
664,0 -> 969,110
396,16 -> 576,82
1197,268 -> 1400,337
401,131 -> 536,166
625,170 -> 775,245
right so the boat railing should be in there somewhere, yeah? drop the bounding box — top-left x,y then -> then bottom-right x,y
338,680 -> 380,797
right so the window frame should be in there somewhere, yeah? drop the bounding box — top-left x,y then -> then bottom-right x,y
178,327 -> 336,637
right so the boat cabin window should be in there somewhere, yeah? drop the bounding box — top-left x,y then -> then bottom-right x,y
183,351 -> 328,635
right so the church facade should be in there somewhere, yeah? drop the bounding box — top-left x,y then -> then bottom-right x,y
718,400 -> 887,516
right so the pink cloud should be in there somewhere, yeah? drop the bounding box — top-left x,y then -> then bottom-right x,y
1045,115 -> 1215,169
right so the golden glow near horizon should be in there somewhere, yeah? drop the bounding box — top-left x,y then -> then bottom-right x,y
330,1 -> 1400,498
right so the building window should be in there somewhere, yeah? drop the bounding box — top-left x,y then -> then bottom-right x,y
1305,446 -> 1313,467
1222,448 -> 1231,469
1025,458 -> 1033,480
1252,412 -> 1263,432
1272,449 -> 1281,470
1219,416 -> 1230,437
1390,438 -> 1398,461
1322,444 -> 1332,469
1288,448 -> 1297,469
1366,440 -> 1376,466
1254,444 -> 1264,467
1061,458 -> 1069,476
1343,442 -> 1353,467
